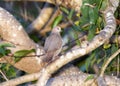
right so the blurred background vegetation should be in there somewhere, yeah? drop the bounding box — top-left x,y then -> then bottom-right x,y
0,0 -> 119,83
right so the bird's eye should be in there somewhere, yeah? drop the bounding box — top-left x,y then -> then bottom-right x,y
57,27 -> 61,31
57,27 -> 60,30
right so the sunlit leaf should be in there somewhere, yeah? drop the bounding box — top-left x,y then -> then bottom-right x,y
95,28 -> 100,34
103,44 -> 111,49
52,14 -> 63,28
76,13 -> 80,18
74,21 -> 80,26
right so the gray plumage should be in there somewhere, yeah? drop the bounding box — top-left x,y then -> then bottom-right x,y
43,26 -> 62,62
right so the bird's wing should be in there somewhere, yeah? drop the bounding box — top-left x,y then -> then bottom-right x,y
44,34 -> 62,52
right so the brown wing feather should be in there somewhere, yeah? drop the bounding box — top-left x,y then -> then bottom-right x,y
44,33 -> 62,52
43,33 -> 62,62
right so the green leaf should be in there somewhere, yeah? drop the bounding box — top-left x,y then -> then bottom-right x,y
14,49 -> 35,58
87,25 -> 96,41
14,49 -> 35,62
73,31 -> 81,46
0,43 -> 13,56
72,25 -> 81,32
29,34 -> 40,43
0,43 -> 14,48
52,14 -> 63,28
85,75 -> 94,82
85,51 -> 96,71
111,44 -> 118,54
80,5 -> 89,25
60,6 -> 69,14
68,9 -> 74,19
89,8 -> 95,24
0,50 -> 11,57
97,58 -> 103,64
90,57 -> 96,67
100,0 -> 108,10
85,57 -> 91,72
0,47 -> 6,56
1,64 -> 16,79
103,44 -> 111,49
14,57 -> 22,62
81,1 -> 89,19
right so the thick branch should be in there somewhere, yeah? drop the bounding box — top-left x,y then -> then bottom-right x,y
0,7 -> 46,73
0,70 -> 119,86
0,9 -> 36,52
47,73 -> 120,86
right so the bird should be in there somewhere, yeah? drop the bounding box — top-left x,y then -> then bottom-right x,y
42,26 -> 63,62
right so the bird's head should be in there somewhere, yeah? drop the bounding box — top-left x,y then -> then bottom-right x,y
52,26 -> 61,33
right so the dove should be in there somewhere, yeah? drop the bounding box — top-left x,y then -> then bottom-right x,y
43,26 -> 63,62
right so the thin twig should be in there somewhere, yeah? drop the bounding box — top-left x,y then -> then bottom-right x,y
0,69 -> 9,81
100,49 -> 120,77
117,56 -> 119,77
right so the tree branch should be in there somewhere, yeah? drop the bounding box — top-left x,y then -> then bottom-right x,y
0,7 -> 46,73
0,70 -> 119,86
